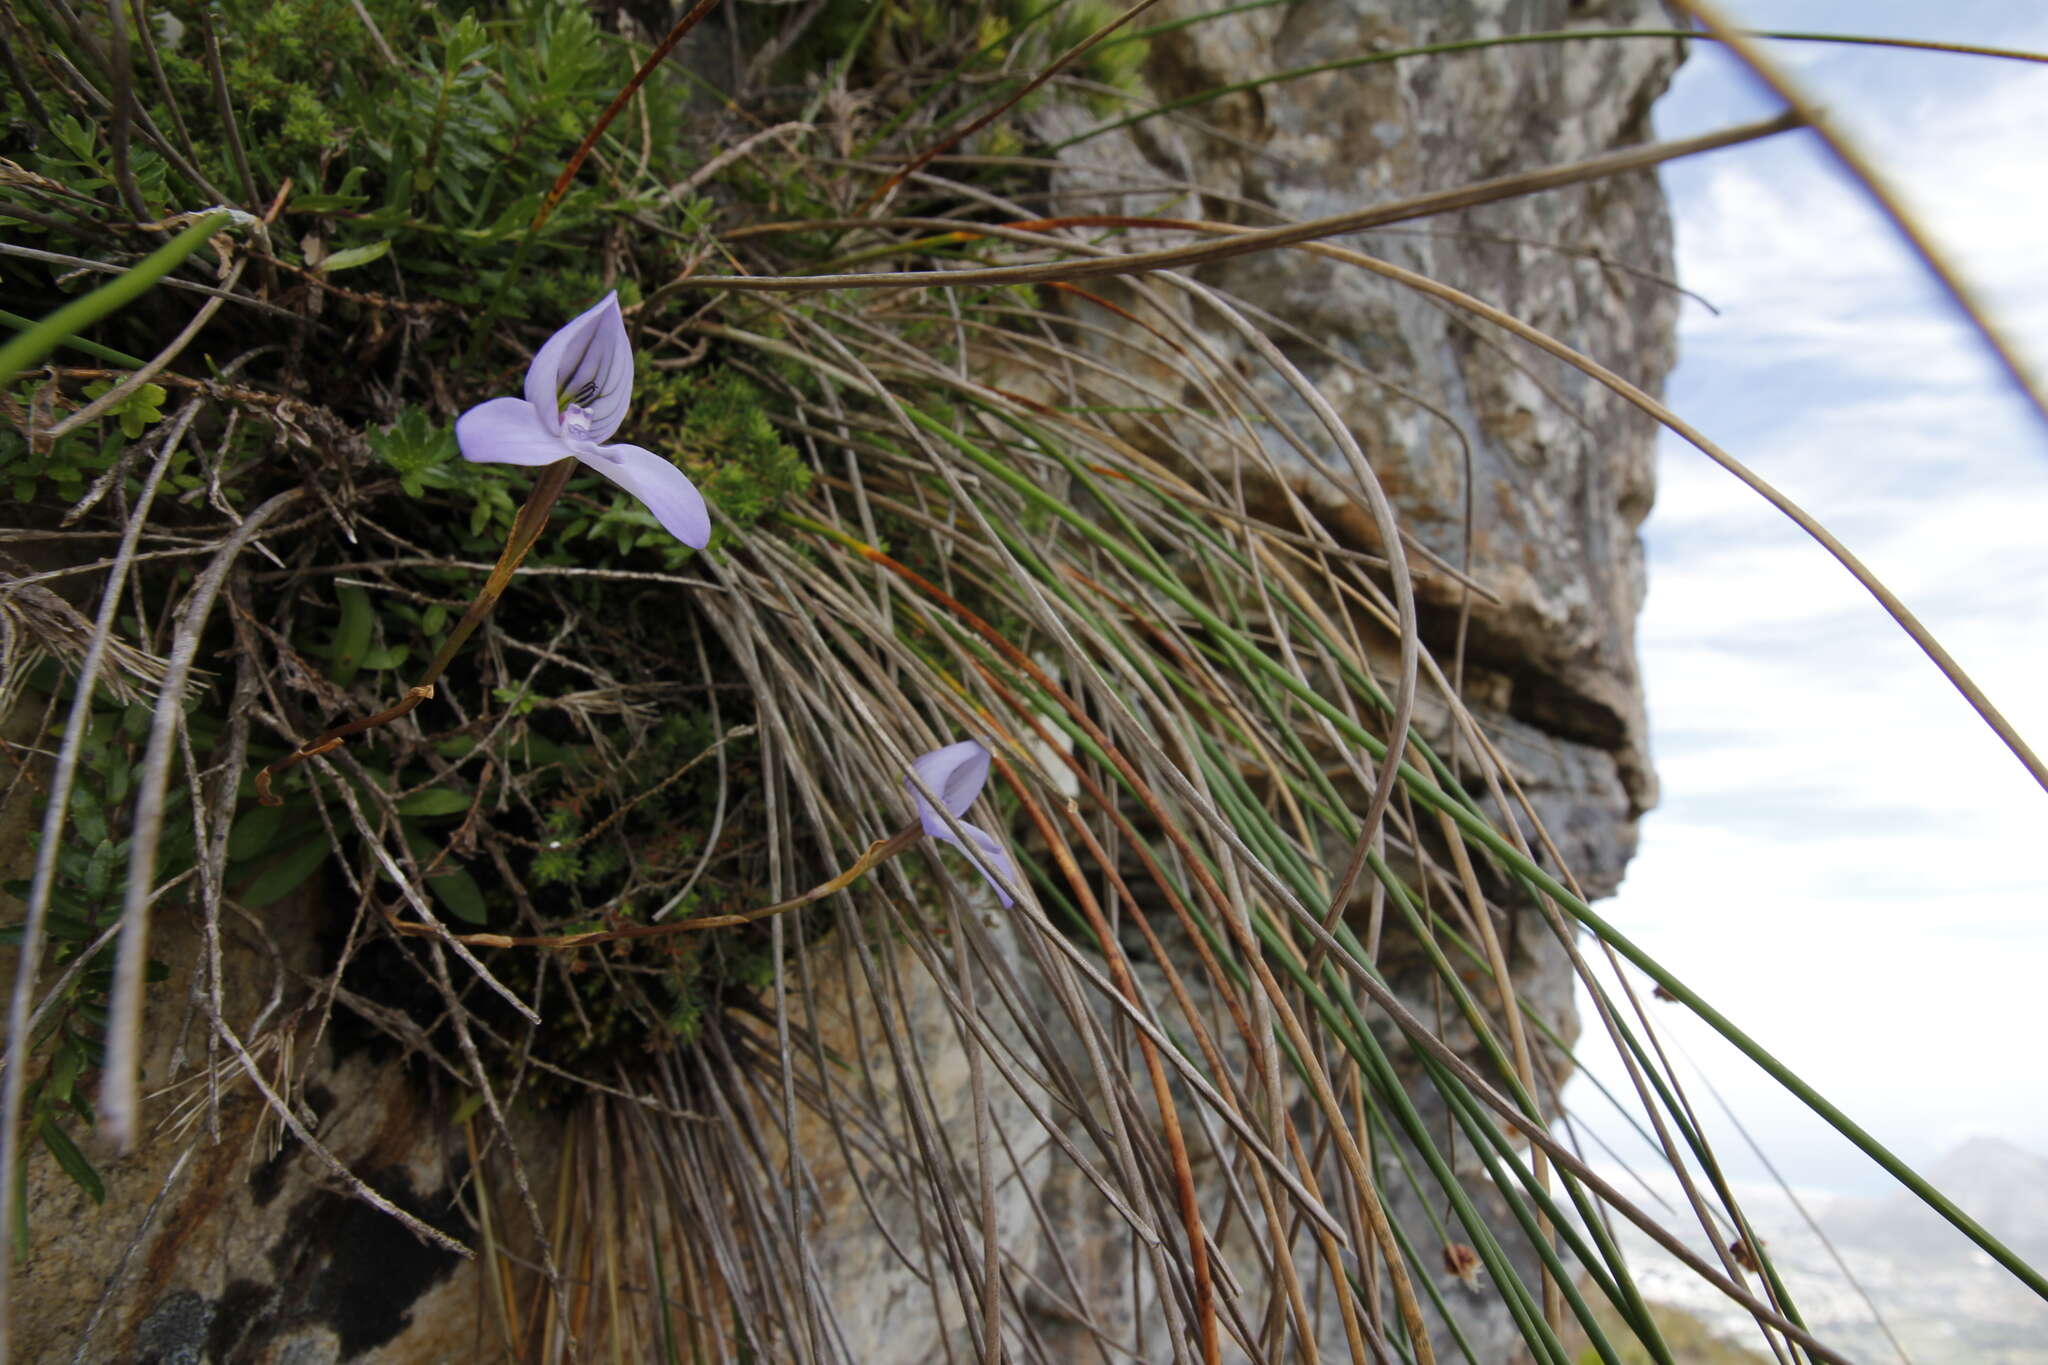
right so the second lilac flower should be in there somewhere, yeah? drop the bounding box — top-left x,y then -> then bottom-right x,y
906,740 -> 1018,908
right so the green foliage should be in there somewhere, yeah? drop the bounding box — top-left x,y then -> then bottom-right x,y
397,827 -> 488,923
0,375 -> 188,505
2,689 -> 179,1213
491,685 -> 540,717
804,0 -> 1151,121
221,769 -> 489,923
0,0 -> 1139,1254
36,114 -> 171,212
392,706 -> 781,1103
1,407 -> 109,508
369,406 -> 524,542
1,0 -> 689,380
371,406 -> 457,497
622,366 -> 813,555
82,381 -> 168,441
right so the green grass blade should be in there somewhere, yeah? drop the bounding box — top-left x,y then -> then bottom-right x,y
0,211 -> 230,383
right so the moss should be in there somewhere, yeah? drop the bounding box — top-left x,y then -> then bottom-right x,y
636,365 -> 814,547
801,0 -> 1151,102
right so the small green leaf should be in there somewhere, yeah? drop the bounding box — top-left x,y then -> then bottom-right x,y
293,166 -> 368,212
47,1035 -> 87,1105
399,830 -> 489,924
38,1119 -> 105,1204
396,789 -> 471,818
70,788 -> 107,850
329,585 -> 373,686
426,863 -> 487,924
227,803 -> 285,863
238,840 -> 329,909
0,910 -> 98,946
372,407 -> 456,480
51,114 -> 97,162
81,839 -> 116,901
79,379 -> 166,438
515,734 -> 571,767
317,239 -> 391,273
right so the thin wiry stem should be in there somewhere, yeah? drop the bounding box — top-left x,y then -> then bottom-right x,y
100,0 -> 146,219
679,113 -> 1801,293
0,406 -> 192,1364
195,8 -> 258,210
100,487 -> 302,1149
1672,0 -> 2048,433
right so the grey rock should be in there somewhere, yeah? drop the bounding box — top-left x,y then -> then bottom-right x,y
1042,0 -> 1678,866
1019,1 -> 1680,1356
131,1290 -> 213,1365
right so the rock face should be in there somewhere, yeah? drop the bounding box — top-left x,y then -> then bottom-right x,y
5,882 -> 502,1363
1042,0 -> 1678,895
1027,2 -> 1680,1356
6,4 -> 1678,1361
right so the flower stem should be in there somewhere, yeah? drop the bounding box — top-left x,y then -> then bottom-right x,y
392,825 -> 923,947
461,0 -> 726,371
416,458 -> 576,688
253,458 -> 576,803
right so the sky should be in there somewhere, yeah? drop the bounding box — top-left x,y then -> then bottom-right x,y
1560,3 -> 2048,1203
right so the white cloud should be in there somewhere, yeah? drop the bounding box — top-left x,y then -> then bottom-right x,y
1566,4 -> 2048,1199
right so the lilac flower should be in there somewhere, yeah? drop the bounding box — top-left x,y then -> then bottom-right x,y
906,740 -> 1017,908
455,292 -> 710,549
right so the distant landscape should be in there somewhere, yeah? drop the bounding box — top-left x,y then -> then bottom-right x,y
1600,1138 -> 2048,1364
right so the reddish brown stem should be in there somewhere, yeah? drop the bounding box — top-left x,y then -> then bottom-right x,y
993,753 -> 1221,1365
533,0 -> 726,232
861,0 -> 1168,210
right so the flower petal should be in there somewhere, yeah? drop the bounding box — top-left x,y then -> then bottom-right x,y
950,821 -> 1017,908
524,292 -> 632,441
455,397 -> 573,467
907,740 -> 991,833
578,442 -> 711,549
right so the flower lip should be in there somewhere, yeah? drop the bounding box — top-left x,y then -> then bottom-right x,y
455,396 -> 574,468
561,404 -> 598,445
909,740 -> 992,829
